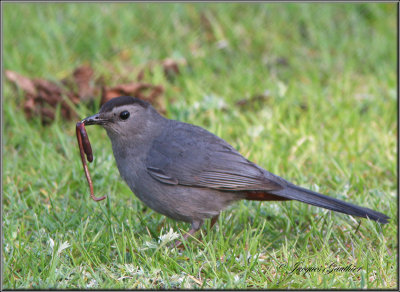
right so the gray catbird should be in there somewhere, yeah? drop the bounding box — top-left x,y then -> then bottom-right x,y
82,96 -> 389,242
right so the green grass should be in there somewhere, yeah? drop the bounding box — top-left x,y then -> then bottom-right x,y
3,3 -> 397,289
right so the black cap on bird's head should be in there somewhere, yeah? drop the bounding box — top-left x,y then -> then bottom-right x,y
99,96 -> 150,113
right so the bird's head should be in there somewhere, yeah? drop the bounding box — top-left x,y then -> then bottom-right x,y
82,96 -> 164,142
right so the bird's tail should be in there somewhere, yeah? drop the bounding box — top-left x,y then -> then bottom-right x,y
271,184 -> 390,224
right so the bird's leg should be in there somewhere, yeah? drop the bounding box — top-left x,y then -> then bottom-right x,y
171,215 -> 220,248
198,214 -> 220,240
210,214 -> 219,229
172,220 -> 203,248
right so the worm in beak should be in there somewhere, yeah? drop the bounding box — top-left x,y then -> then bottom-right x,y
76,121 -> 106,202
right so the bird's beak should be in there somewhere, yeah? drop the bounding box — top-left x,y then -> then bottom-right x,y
82,113 -> 107,126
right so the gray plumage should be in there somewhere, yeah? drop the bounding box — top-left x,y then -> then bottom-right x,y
83,96 -> 389,240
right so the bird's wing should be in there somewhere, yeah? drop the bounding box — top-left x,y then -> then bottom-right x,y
145,121 -> 284,191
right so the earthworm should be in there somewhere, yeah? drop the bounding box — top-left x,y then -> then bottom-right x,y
76,121 -> 106,202
78,122 -> 93,162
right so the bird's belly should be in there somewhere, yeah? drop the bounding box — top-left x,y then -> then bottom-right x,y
128,168 -> 240,223
113,153 -> 241,222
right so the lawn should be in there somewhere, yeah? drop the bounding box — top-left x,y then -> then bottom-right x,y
2,3 -> 397,289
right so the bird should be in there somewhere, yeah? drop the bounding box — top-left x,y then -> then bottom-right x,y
82,96 -> 389,244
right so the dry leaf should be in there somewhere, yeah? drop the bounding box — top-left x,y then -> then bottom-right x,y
6,59 -> 173,124
5,70 -> 37,96
73,65 -> 95,101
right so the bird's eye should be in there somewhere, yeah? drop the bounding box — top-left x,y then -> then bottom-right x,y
119,111 -> 130,120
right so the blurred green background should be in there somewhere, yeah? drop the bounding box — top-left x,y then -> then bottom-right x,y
3,3 -> 397,289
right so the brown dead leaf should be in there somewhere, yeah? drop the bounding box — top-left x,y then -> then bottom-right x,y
23,97 -> 35,119
40,107 -> 56,123
6,60 -> 171,124
5,70 -> 37,96
73,65 -> 95,101
34,79 -> 63,106
6,70 -> 78,123
35,79 -> 78,120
